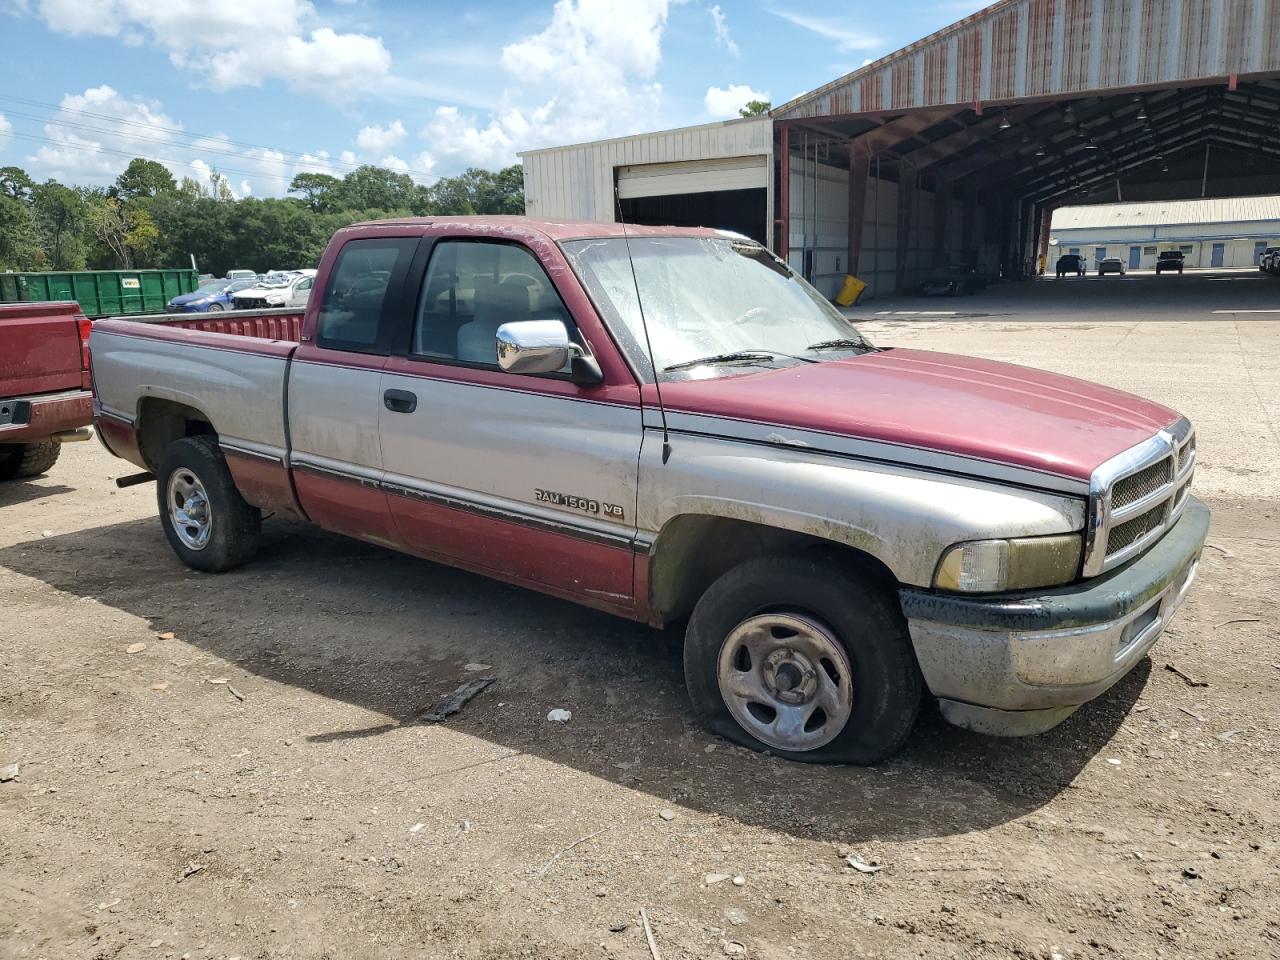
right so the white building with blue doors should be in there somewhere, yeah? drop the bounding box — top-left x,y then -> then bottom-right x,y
1049,196 -> 1280,271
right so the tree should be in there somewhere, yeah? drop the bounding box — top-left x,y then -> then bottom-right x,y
32,181 -> 88,269
87,197 -> 159,268
114,158 -> 178,200
0,166 -> 35,202
334,165 -> 415,212
425,165 -> 524,216
0,194 -> 40,270
289,172 -> 341,212
739,100 -> 771,118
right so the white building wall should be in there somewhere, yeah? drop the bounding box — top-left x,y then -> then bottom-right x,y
521,117 -> 773,230
1051,218 -> 1280,269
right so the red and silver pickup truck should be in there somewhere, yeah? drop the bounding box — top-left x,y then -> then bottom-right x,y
1,301 -> 94,480
89,217 -> 1207,763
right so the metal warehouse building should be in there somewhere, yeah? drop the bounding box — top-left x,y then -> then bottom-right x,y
1050,195 -> 1280,269
522,0 -> 1280,299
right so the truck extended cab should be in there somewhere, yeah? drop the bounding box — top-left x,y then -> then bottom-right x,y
1,301 -> 94,480
89,217 -> 1208,763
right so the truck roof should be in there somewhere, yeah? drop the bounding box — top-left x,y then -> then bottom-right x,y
346,215 -> 734,243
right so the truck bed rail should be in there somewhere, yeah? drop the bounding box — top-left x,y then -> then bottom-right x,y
104,307 -> 304,342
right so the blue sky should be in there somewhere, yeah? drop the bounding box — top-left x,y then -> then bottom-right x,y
0,0 -> 989,197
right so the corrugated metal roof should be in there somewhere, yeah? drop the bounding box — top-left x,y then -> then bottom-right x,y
1053,196 -> 1280,229
774,0 -> 1280,120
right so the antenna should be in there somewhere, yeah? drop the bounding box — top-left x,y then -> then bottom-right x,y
615,187 -> 672,465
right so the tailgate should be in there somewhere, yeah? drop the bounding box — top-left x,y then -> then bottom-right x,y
0,302 -> 84,398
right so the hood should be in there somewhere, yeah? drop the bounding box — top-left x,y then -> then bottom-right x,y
169,290 -> 210,306
656,348 -> 1180,481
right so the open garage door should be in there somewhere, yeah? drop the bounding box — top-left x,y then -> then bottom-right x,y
616,156 -> 769,246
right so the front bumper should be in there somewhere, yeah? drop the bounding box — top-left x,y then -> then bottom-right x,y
899,497 -> 1209,736
0,389 -> 94,444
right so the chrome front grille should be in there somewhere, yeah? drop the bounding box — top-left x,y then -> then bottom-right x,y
1083,417 -> 1196,576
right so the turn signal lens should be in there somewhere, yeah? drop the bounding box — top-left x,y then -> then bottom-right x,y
934,534 -> 1082,593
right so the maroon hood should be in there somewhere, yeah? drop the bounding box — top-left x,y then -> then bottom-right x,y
655,348 -> 1180,481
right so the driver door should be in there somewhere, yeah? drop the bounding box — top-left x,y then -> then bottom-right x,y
378,237 -> 644,608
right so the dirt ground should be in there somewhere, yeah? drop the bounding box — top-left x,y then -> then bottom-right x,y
3,313 -> 1279,960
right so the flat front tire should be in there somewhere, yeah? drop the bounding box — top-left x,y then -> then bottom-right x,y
683,553 -> 922,765
156,436 -> 261,572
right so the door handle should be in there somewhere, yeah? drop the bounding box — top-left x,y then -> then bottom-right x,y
383,389 -> 417,414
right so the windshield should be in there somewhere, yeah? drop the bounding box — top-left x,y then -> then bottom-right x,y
563,236 -> 873,380
198,279 -> 231,294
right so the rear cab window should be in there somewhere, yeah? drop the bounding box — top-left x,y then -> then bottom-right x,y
315,237 -> 418,354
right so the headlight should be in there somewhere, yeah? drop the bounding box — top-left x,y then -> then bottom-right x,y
934,534 -> 1082,593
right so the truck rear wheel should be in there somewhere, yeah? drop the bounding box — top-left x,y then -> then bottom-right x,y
0,441 -> 62,481
683,553 -> 921,765
156,436 -> 261,572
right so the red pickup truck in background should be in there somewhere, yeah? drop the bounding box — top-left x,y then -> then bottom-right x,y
0,301 -> 95,481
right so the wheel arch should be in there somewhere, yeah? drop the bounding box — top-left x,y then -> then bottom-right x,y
646,513 -> 900,626
135,396 -> 218,472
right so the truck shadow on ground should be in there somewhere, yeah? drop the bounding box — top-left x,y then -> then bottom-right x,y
1,516 -> 1148,845
0,479 -> 75,509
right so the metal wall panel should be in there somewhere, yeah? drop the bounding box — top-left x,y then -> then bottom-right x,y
774,0 -> 1280,120
521,117 -> 772,225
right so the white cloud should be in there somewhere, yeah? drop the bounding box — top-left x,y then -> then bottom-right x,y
704,84 -> 769,119
416,0 -> 670,173
708,5 -> 739,57
24,85 -> 349,197
355,120 -> 406,156
0,114 -> 11,152
29,0 -> 391,98
379,154 -> 409,173
769,9 -> 882,51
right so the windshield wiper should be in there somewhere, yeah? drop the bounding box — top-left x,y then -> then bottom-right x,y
663,351 -> 779,372
807,338 -> 870,351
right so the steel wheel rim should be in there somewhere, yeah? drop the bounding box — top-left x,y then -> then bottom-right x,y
167,468 -> 212,551
716,612 -> 854,752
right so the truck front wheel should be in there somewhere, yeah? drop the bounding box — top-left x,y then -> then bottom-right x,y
683,553 -> 921,764
0,441 -> 62,481
156,436 -> 261,572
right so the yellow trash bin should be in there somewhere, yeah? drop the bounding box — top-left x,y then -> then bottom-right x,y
835,275 -> 866,307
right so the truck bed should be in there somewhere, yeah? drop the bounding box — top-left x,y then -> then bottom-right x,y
90,308 -> 305,480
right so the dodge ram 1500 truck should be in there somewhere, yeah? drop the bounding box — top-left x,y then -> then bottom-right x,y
1,301 -> 94,480
89,217 -> 1208,763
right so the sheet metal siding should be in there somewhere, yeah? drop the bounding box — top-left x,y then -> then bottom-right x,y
522,119 -> 771,222
776,0 -> 1278,120
1053,196 -> 1280,227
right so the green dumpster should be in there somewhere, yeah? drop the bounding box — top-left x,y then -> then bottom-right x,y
0,268 -> 200,318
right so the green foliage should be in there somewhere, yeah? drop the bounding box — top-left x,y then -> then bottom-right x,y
114,158 -> 178,200
423,166 -> 525,215
32,181 -> 88,270
0,159 -> 525,275
739,100 -> 771,118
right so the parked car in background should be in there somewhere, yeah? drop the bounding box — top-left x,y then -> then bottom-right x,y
1098,257 -> 1126,276
226,269 -> 258,282
1055,253 -> 1086,278
0,302 -> 94,480
167,278 -> 258,313
919,265 -> 981,296
89,216 -> 1207,764
231,270 -> 317,310
1155,251 -> 1185,275
1258,246 -> 1280,274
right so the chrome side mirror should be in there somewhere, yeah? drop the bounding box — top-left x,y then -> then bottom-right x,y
495,320 -> 577,375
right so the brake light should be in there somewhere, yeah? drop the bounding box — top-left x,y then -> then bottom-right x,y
78,317 -> 92,370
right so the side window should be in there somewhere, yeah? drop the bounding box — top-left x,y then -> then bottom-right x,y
297,277 -> 313,292
411,240 -> 577,367
316,238 -> 417,354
